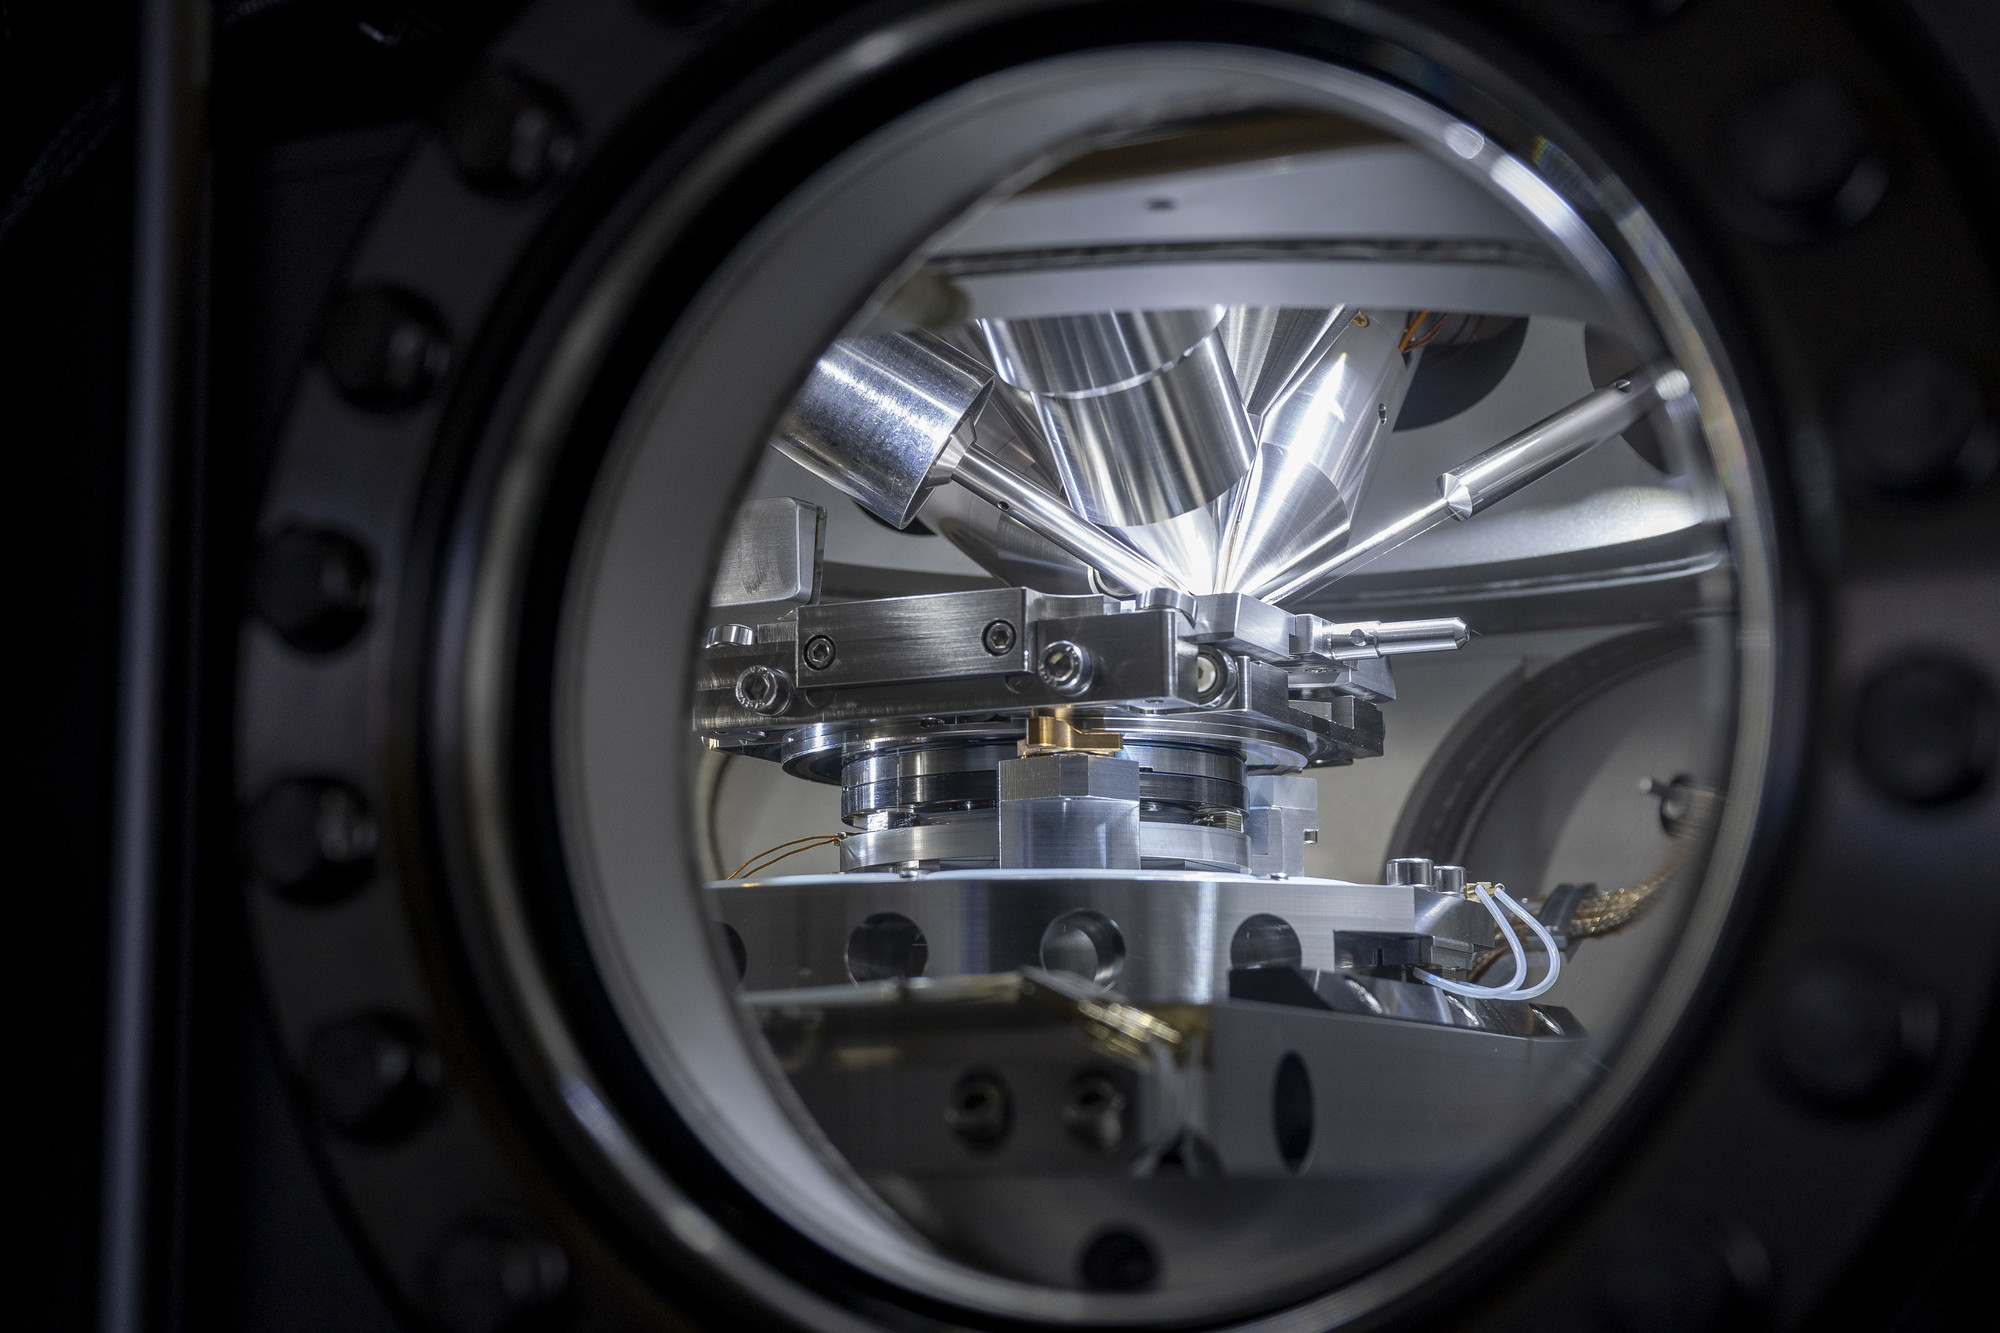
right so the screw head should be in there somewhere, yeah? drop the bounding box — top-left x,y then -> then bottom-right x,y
945,1069 -> 1012,1149
1854,655 -> 1996,806
732,664 -> 792,715
981,619 -> 1017,655
1724,75 -> 1887,243
1832,348 -> 1997,497
245,778 -> 378,903
321,286 -> 451,410
1037,639 -> 1091,694
440,68 -> 579,198
305,1012 -> 443,1141
426,1220 -> 569,1333
802,634 -> 836,671
1767,961 -> 1939,1111
251,527 -> 374,653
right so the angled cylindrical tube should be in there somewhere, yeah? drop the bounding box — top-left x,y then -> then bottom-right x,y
1437,368 -> 1675,519
773,330 -> 992,529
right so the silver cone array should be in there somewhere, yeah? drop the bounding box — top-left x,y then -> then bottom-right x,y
770,308 -> 1674,604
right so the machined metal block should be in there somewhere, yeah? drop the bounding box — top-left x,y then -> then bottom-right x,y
999,752 -> 1142,870
1245,773 -> 1320,878
796,588 -> 1032,687
710,496 -> 825,610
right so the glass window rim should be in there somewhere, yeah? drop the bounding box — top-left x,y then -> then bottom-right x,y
462,36 -> 1780,1331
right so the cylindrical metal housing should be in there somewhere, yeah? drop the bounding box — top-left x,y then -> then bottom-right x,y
774,330 -> 992,529
978,309 -> 1257,529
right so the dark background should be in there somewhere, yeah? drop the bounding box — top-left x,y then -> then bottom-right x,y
5,2 -> 1997,1330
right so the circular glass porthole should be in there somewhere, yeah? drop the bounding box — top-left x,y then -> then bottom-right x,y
524,40 -> 1772,1328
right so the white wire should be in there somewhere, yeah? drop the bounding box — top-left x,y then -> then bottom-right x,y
1416,884 -> 1528,999
1490,886 -> 1563,1000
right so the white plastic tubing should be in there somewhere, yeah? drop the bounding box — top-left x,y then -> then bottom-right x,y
1417,884 -> 1563,1002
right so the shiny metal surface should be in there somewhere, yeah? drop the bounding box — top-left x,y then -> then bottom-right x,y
710,870 -> 1482,1000
1245,773 -> 1320,878
1438,367 -> 1678,519
838,814 -> 1257,873
951,446 -> 1182,595
774,330 -> 991,528
1218,310 -> 1410,593
1258,369 -> 1683,603
999,753 -> 1143,869
980,310 -> 1257,533
979,307 -> 1225,395
710,496 -> 826,609
795,587 -> 1033,688
1292,615 -> 1470,662
1220,305 -> 1350,428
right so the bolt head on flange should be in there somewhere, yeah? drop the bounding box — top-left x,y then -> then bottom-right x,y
1724,75 -> 1887,244
1854,655 -> 1997,806
251,527 -> 374,653
441,68 -> 579,198
321,286 -> 452,411
245,777 -> 379,903
1832,349 -> 1998,497
306,1012 -> 444,1142
426,1220 -> 569,1333
1766,961 -> 1939,1111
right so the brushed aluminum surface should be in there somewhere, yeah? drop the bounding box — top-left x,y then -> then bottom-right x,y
774,330 -> 991,529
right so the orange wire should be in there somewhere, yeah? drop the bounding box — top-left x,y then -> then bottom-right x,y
1399,310 -> 1431,354
728,834 -> 849,881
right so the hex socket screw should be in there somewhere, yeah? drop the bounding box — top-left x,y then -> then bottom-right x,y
733,665 -> 792,715
802,634 -> 836,671
981,619 -> 1017,655
425,1220 -> 569,1333
1038,640 -> 1092,695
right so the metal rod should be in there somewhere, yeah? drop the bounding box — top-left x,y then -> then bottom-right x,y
102,1 -> 206,1330
1255,497 -> 1450,603
1295,615 -> 1470,662
1256,366 -> 1682,604
952,448 -> 1185,596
